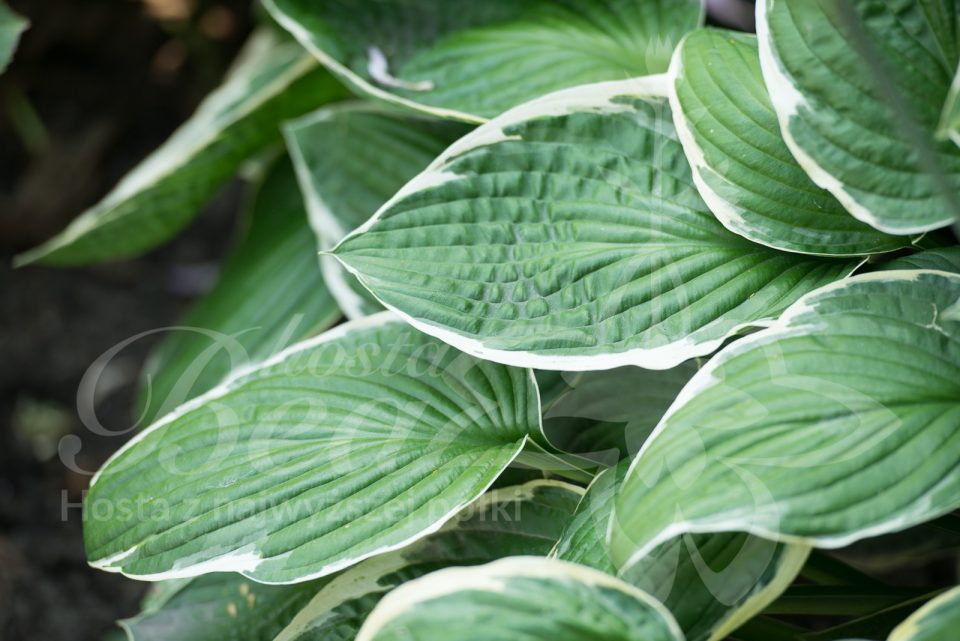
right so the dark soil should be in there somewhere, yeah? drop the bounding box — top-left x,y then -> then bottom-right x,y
1,1 -> 252,639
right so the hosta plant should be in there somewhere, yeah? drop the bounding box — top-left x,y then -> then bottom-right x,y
18,0 -> 960,639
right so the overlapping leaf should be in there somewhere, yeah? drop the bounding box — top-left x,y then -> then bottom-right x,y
876,247 -> 960,274
265,0 -> 703,121
757,0 -> 960,234
670,28 -> 906,256
356,557 -> 684,641
16,30 -> 346,265
0,1 -> 26,74
553,462 -> 808,641
612,271 -> 960,569
273,480 -> 581,641
333,78 -> 855,370
85,314 -> 542,583
121,481 -> 580,641
886,586 -> 960,641
284,105 -> 466,318
138,158 -> 340,426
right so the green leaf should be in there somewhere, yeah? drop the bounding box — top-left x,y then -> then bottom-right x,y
553,462 -> 809,641
273,480 -> 581,641
16,30 -> 346,266
355,557 -> 685,641
138,157 -> 341,426
121,573 -> 325,641
0,1 -> 27,74
545,363 -> 699,458
670,29 -> 907,256
264,0 -> 703,122
757,0 -> 960,234
612,270 -> 960,570
874,247 -> 960,274
84,314 -> 542,583
121,480 -> 580,641
284,104 -> 467,318
887,586 -> 960,641
938,65 -> 960,146
333,78 -> 856,370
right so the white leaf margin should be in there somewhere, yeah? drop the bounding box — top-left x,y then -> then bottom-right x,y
616,269 -> 960,571
87,311 -> 548,585
355,556 -> 685,641
332,75 -> 857,371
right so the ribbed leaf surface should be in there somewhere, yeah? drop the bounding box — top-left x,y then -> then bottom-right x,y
671,29 -> 906,255
265,0 -> 703,121
613,271 -> 960,568
334,78 -> 855,370
757,0 -> 960,234
85,315 -> 540,583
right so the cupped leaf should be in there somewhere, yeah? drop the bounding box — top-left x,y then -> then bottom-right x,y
138,157 -> 340,426
887,585 -> 960,641
121,480 -> 580,641
121,573 -> 326,641
0,1 -> 27,74
553,461 -> 809,641
265,0 -> 703,122
756,0 -> 960,234
356,557 -> 685,641
284,104 -> 467,318
16,30 -> 346,266
612,271 -> 960,570
874,247 -> 960,274
85,314 -> 542,583
274,480 -> 581,641
670,28 -> 907,256
333,78 -> 856,371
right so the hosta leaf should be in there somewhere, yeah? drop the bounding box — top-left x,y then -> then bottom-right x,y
612,271 -> 960,570
671,29 -> 906,256
121,481 -> 580,641
16,30 -> 346,266
0,1 -> 27,74
553,462 -> 809,641
138,158 -> 340,426
887,586 -> 960,641
875,247 -> 960,274
333,78 -> 856,371
356,557 -> 684,641
757,0 -> 960,234
265,0 -> 703,122
274,480 -> 581,641
121,573 -> 325,641
939,65 -> 960,146
84,314 -> 542,583
546,363 -> 699,457
284,104 -> 466,318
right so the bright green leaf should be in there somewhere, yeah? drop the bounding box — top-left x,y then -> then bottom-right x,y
939,64 -> 960,146
264,0 -> 703,122
273,480 -> 582,641
284,104 -> 467,318
553,461 -> 809,641
671,28 -> 907,256
356,557 -> 685,641
138,157 -> 341,426
84,314 -> 542,583
333,78 -> 856,370
0,1 -> 27,74
16,30 -> 346,266
613,271 -> 960,570
757,0 -> 960,234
